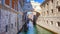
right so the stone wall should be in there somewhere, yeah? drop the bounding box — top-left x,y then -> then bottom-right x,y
0,5 -> 18,34
0,4 -> 24,34
36,0 -> 60,34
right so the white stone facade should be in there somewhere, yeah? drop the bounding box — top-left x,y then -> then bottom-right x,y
36,0 -> 60,34
30,1 -> 41,12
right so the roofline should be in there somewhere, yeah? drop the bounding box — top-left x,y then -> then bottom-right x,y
40,0 -> 51,6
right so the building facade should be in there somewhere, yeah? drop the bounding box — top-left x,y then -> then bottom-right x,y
0,0 -> 24,34
36,0 -> 60,34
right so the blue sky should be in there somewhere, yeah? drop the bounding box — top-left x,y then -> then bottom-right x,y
27,0 -> 44,3
34,0 -> 44,3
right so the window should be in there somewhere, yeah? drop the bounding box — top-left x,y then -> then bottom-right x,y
51,9 -> 53,13
58,7 -> 60,12
47,3 -> 48,5
47,11 -> 49,14
5,25 -> 8,32
51,0 -> 53,3
47,20 -> 48,24
57,1 -> 58,5
11,24 -> 13,28
57,22 -> 60,27
51,21 -> 53,25
12,0 -> 14,9
5,0 -> 10,5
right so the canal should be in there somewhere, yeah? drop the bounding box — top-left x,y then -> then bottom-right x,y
18,21 -> 55,34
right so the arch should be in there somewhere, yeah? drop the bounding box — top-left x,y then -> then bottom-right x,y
23,11 -> 40,25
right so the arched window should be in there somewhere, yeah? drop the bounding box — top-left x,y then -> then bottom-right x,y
5,0 -> 10,5
12,0 -> 15,9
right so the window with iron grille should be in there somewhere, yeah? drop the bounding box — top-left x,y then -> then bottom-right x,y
51,9 -> 53,13
57,22 -> 60,27
58,7 -> 60,12
51,21 -> 53,25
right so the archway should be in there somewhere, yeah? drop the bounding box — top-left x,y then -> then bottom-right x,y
23,11 -> 40,25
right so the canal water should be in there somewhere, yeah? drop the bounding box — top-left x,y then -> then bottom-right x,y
18,21 -> 55,34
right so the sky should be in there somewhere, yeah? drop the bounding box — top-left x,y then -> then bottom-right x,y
27,0 -> 44,14
27,0 -> 44,3
34,0 -> 44,3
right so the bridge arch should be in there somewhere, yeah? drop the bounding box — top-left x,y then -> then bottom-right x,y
23,11 -> 41,25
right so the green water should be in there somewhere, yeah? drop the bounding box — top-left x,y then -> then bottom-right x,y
19,25 -> 55,34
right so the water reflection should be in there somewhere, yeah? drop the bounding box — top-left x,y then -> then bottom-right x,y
19,20 -> 54,34
27,21 -> 37,34
19,20 -> 37,34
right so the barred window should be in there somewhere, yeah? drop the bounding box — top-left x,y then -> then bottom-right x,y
57,22 -> 60,27
51,21 -> 53,25
58,7 -> 60,12
11,24 -> 13,28
51,9 -> 53,13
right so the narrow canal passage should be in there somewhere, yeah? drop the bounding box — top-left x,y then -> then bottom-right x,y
18,21 -> 55,34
